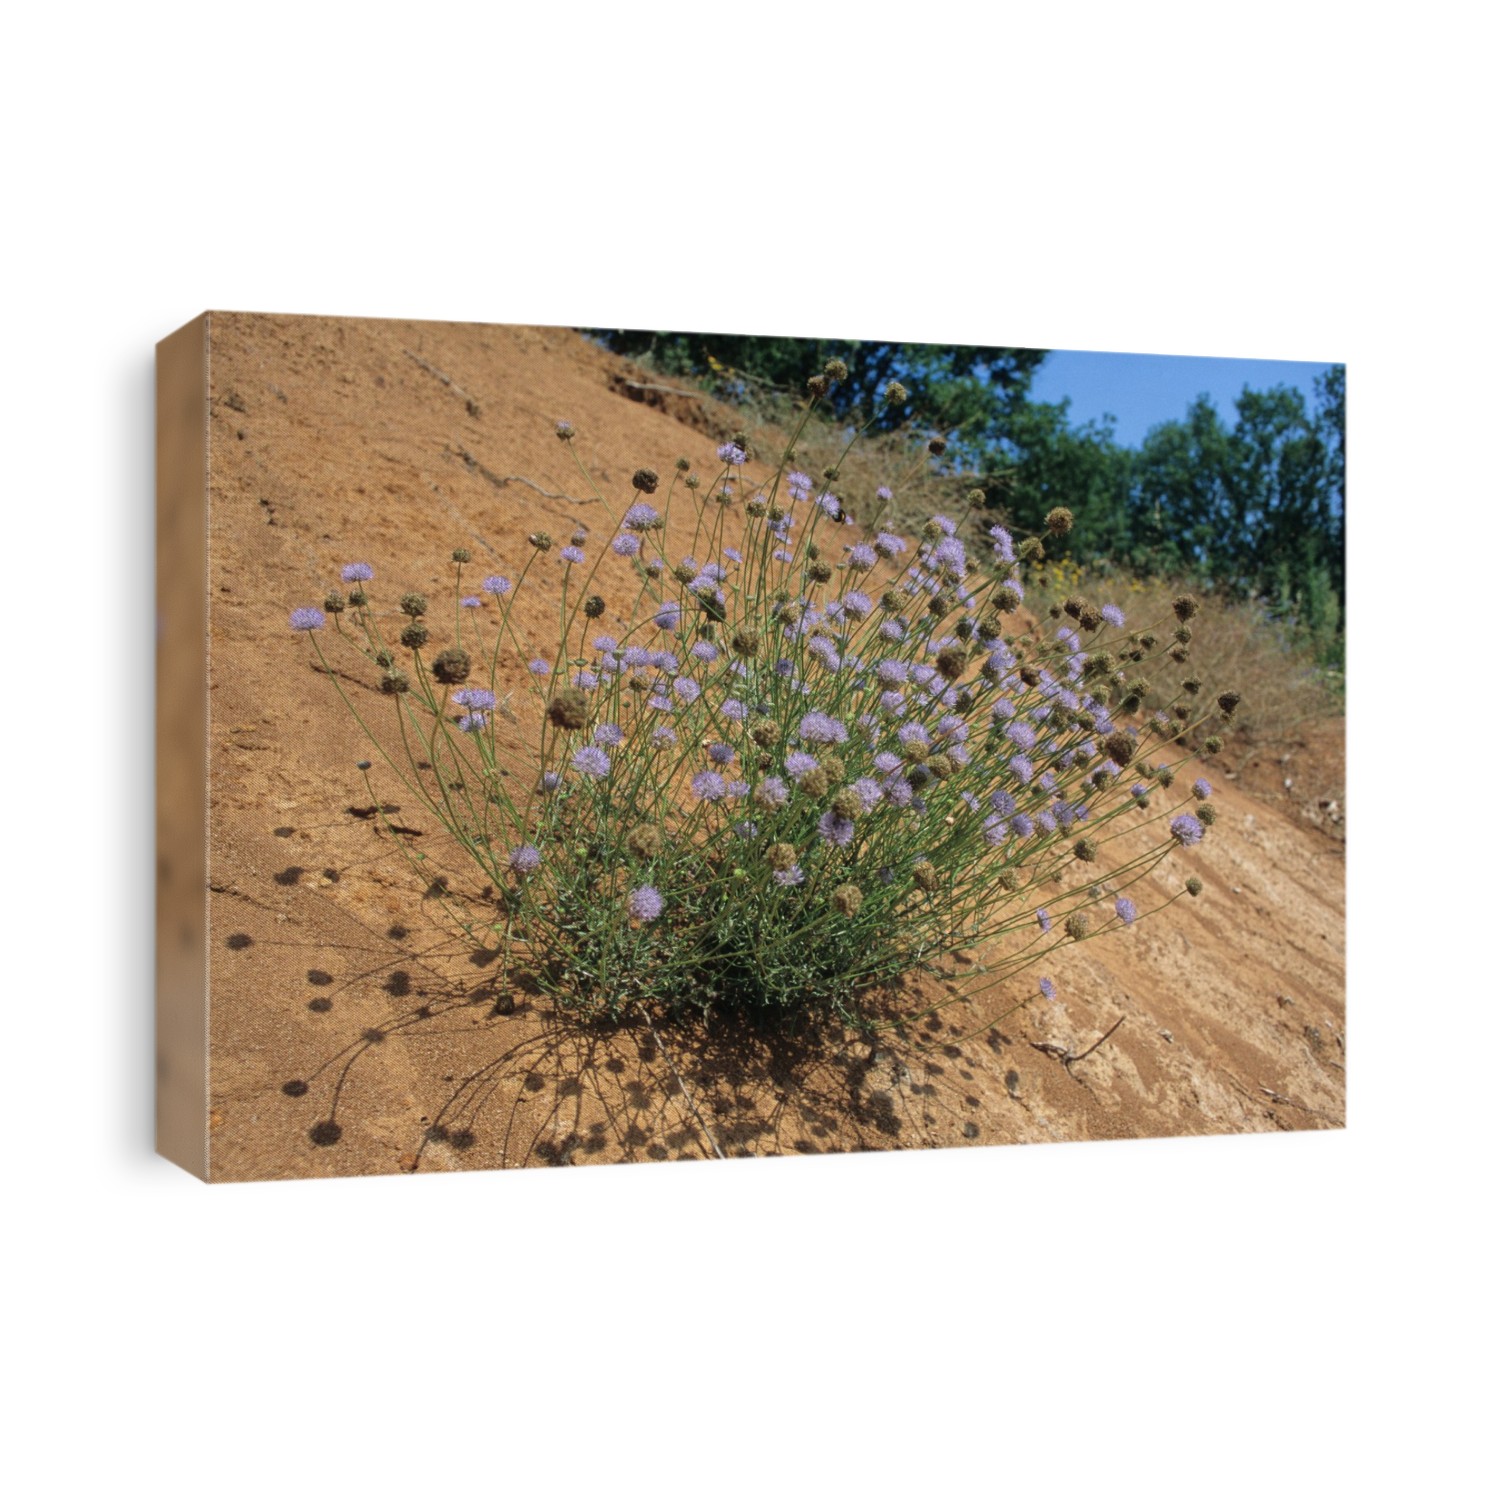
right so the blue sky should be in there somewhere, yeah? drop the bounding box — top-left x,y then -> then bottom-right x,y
1027,349 -> 1341,448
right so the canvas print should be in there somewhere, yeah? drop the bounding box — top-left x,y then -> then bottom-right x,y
156,313 -> 1345,1181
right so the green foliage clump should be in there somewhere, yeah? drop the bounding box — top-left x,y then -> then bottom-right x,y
289,362 -> 1236,1034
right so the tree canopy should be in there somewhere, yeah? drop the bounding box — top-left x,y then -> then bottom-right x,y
586,328 -> 1344,656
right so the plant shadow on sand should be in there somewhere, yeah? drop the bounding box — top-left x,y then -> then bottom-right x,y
257,873 -> 1008,1173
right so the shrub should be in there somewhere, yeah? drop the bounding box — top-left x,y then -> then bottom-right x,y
287,375 -> 1235,1032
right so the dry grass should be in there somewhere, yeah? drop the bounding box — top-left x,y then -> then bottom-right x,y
1027,561 -> 1340,755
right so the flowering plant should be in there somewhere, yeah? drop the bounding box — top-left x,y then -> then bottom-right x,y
289,361 -> 1235,1034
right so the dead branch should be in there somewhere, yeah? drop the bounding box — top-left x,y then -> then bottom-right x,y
453,446 -> 598,506
617,378 -> 710,401
1030,1015 -> 1126,1076
403,348 -> 480,409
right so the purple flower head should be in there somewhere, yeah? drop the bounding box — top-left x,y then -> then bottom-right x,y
624,502 -> 660,532
990,788 -> 1016,816
873,751 -> 902,775
572,745 -> 611,778
723,546 -> 743,564
612,534 -> 642,558
594,723 -> 624,747
627,885 -> 664,922
1171,813 -> 1205,847
707,742 -> 735,766
453,688 -> 497,710
1115,897 -> 1138,925
540,772 -> 561,793
622,645 -> 650,669
785,470 -> 813,502
721,698 -> 749,723
461,595 -> 483,609
482,574 -> 512,596
817,492 -> 842,519
982,815 -> 1008,847
1036,908 -> 1052,933
930,515 -> 958,537
1193,778 -> 1213,800
1009,754 -> 1035,784
773,865 -> 805,888
929,536 -> 967,576
646,693 -> 672,712
844,590 -> 873,618
847,543 -> 877,570
1010,813 -> 1035,838
289,607 -> 326,631
799,711 -> 847,745
717,440 -> 747,465
808,637 -> 842,672
817,810 -> 856,847
690,640 -> 719,663
876,485 -> 894,502
573,669 -> 600,690
786,750 -> 819,779
878,690 -> 905,715
1002,720 -> 1038,756
509,844 -> 542,876
687,771 -> 724,803
674,676 -> 701,705
874,531 -> 906,558
877,659 -> 908,688
897,722 -> 931,749
1130,782 -> 1150,800
341,562 -> 374,583
988,525 -> 1015,563
1102,604 -> 1125,628
650,726 -> 678,748
726,779 -> 749,798
882,776 -> 914,809
560,545 -> 586,565
456,710 -> 488,734
852,777 -> 883,813
755,776 -> 789,810
1039,977 -> 1057,1000
528,658 -> 551,676
879,619 -> 905,643
592,634 -> 618,653
654,601 -> 682,631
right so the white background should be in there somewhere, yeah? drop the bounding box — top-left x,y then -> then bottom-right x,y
4,4 -> 1491,1496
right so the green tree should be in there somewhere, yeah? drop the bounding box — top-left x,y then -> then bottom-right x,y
1130,378 -> 1344,659
584,328 -> 1046,462
994,401 -> 1136,564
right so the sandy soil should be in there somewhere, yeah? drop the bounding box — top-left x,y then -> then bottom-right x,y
200,312 -> 1346,1181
